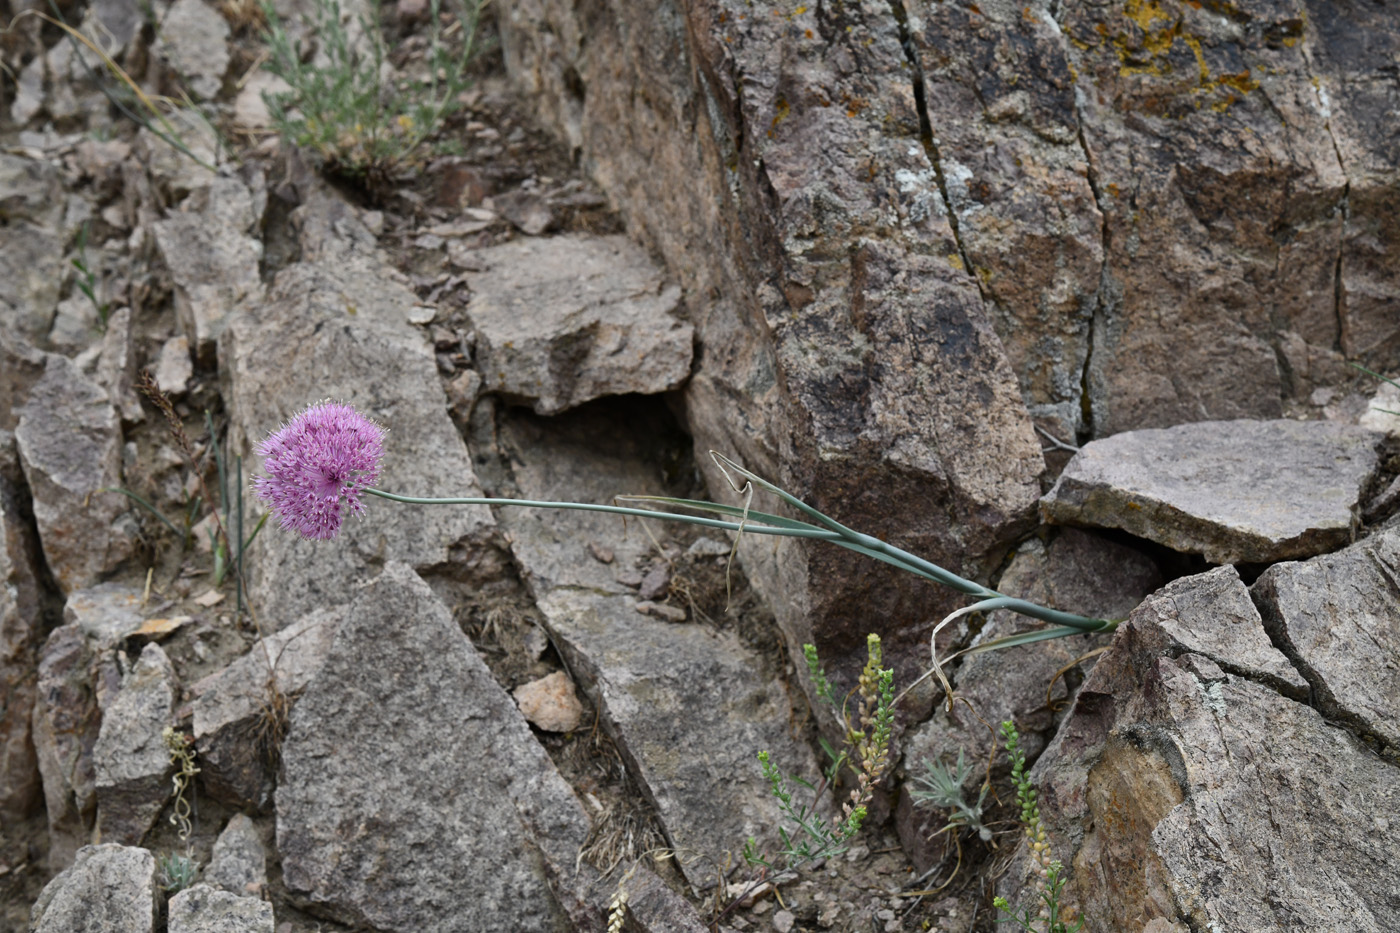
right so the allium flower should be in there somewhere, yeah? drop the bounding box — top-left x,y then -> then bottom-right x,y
253,401 -> 386,540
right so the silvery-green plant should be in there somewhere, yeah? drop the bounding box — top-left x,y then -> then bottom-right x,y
910,750 -> 992,842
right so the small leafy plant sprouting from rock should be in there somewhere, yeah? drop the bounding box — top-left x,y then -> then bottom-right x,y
994,721 -> 1084,933
70,221 -> 111,332
260,0 -> 484,187
741,634 -> 895,871
909,749 -> 992,842
157,851 -> 200,895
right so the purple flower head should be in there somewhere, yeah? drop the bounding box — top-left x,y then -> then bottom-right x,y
253,401 -> 387,540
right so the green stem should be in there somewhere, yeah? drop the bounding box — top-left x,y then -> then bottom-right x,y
362,488 -> 844,540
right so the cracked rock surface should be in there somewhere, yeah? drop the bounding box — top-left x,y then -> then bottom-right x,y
1013,564 -> 1400,931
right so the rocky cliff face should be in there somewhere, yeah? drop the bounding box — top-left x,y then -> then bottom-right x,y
499,0 -> 1400,708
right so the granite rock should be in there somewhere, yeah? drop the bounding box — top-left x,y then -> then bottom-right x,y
496,407 -> 819,886
1042,419 -> 1383,564
0,428 -> 44,820
1008,566 -> 1400,930
463,234 -> 694,414
153,172 -> 266,362
218,188 -> 497,632
30,844 -> 156,933
93,643 -> 178,845
205,813 -> 267,897
500,0 -> 1047,713
15,354 -> 133,593
154,0 -> 231,100
190,608 -> 340,808
1253,530 -> 1400,753
275,562 -> 594,932
168,883 -> 275,933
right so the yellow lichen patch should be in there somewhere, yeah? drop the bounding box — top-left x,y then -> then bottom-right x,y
768,96 -> 790,139
1124,0 -> 1172,32
947,253 -> 965,272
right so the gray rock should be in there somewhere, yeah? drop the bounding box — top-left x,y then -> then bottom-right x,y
0,222 -> 63,344
0,330 -> 48,432
89,0 -> 145,56
496,410 -> 819,886
897,529 -> 1161,870
30,844 -> 156,933
96,307 -> 145,424
93,644 -> 178,845
275,562 -> 594,932
33,584 -> 151,864
1012,567 -> 1400,931
168,883 -> 275,933
15,354 -> 133,594
205,814 -> 267,897
134,112 -> 223,205
1042,419 -> 1382,564
0,429 -> 44,820
9,54 -> 43,126
153,173 -> 266,362
155,0 -> 231,100
1132,566 -> 1309,698
501,0 -> 1046,725
63,582 -> 149,646
155,335 -> 194,396
219,190 -> 497,632
1253,530 -> 1400,752
463,234 -> 694,414
191,608 -> 340,808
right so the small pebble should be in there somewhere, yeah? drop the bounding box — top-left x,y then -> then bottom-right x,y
639,564 -> 670,600
588,541 -> 614,564
772,909 -> 795,933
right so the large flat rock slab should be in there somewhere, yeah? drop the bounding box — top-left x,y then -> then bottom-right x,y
276,562 -> 592,933
1253,530 -> 1400,753
1042,419 -> 1383,564
463,234 -> 694,414
495,407 -> 819,887
93,643 -> 177,845
220,191 -> 496,630
1013,567 -> 1400,931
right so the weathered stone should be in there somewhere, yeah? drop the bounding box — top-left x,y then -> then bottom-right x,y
232,72 -> 292,132
0,222 -> 63,344
512,671 -> 583,733
0,330 -> 48,432
496,408 -> 818,886
205,813 -> 267,897
153,172 -> 266,362
155,0 -> 231,100
463,234 -> 693,414
168,883 -> 275,933
501,0 -> 1046,719
219,189 -> 497,632
1042,419 -> 1382,564
155,335 -> 194,396
897,528 -> 1161,870
96,307 -> 144,424
1253,530 -> 1400,753
93,643 -> 178,845
190,608 -> 340,808
911,1 -> 1104,442
1009,568 -> 1400,931
30,844 -> 156,933
88,0 -> 145,56
276,562 -> 594,932
15,354 -> 133,593
0,428 -> 44,821
34,584 -> 155,865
